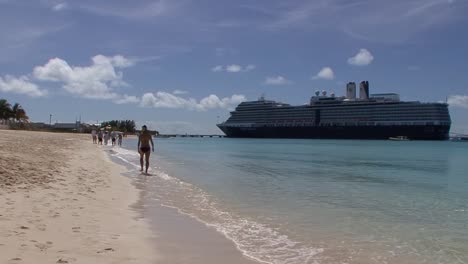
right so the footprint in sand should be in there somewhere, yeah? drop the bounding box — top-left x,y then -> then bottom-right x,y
35,242 -> 52,251
48,210 -> 61,218
97,247 -> 115,253
56,257 -> 76,263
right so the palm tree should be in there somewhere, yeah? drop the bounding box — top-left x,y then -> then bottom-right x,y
12,103 -> 29,122
0,99 -> 13,121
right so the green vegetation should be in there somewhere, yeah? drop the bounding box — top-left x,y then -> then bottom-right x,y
0,99 -> 29,122
100,120 -> 136,133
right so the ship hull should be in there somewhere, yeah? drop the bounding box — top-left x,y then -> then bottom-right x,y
217,125 -> 450,140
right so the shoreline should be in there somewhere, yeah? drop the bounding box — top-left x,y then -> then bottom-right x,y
107,144 -> 261,264
0,130 -> 157,263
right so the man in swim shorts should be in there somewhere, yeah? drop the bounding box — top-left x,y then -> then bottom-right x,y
137,125 -> 154,174
111,130 -> 116,146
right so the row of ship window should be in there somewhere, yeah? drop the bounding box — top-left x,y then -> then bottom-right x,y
233,111 -> 449,117
225,121 -> 451,127
231,112 -> 448,116
229,115 -> 449,121
234,109 -> 449,116
236,105 -> 447,112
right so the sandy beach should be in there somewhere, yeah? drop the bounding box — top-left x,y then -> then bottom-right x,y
0,130 -> 261,264
0,130 -> 157,264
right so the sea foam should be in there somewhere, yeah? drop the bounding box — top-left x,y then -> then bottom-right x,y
108,146 -> 323,264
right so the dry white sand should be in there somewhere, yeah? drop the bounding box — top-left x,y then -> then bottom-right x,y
0,130 -> 157,264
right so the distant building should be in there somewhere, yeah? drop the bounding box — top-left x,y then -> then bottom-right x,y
52,121 -> 89,132
29,122 -> 49,129
53,121 -> 80,130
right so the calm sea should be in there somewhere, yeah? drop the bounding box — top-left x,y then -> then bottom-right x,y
110,138 -> 468,264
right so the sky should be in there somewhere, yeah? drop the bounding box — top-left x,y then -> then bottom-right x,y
0,0 -> 468,134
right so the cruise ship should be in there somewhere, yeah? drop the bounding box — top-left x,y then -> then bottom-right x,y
217,81 -> 451,140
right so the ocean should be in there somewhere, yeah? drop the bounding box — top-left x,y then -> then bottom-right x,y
110,138 -> 468,264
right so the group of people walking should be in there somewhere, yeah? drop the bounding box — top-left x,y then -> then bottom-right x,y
91,129 -> 123,146
90,125 -> 154,175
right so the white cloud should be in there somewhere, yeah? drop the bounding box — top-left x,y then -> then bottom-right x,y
264,76 -> 292,85
348,49 -> 374,66
212,64 -> 256,73
173,89 -> 188,95
0,75 -> 47,97
114,95 -> 140,104
141,92 -> 246,111
33,55 -> 134,100
211,65 -> 223,72
226,64 -> 242,73
52,2 -> 68,11
199,94 -> 246,110
312,67 -> 335,80
448,95 -> 468,109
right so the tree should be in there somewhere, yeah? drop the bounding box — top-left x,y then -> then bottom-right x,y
101,120 -> 136,133
0,99 -> 13,120
12,103 -> 29,122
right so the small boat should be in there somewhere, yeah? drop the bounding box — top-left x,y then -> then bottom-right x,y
389,136 -> 409,141
451,136 -> 468,142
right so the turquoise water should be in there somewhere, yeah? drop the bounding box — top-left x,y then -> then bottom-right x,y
112,138 -> 468,264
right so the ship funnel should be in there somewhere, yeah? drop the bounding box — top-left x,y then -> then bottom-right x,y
359,81 -> 369,100
346,82 -> 356,99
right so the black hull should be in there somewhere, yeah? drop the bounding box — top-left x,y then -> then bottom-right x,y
217,125 -> 450,140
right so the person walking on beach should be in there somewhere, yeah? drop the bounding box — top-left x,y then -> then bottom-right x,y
104,131 -> 110,145
111,130 -> 116,146
91,129 -> 97,144
118,133 -> 123,146
138,125 -> 154,174
98,130 -> 103,145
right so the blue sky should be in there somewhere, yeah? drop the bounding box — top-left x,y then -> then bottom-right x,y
1,0 -> 467,134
